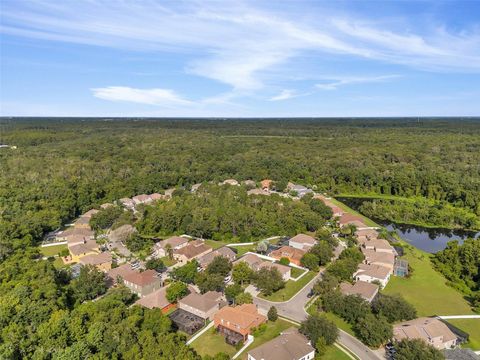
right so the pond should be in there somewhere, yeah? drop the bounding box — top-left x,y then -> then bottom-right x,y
337,197 -> 480,253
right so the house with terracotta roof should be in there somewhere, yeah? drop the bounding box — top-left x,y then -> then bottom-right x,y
269,246 -> 306,266
289,234 -> 317,250
338,213 -> 367,228
354,263 -> 391,288
79,251 -> 113,272
247,327 -> 315,360
339,281 -> 379,303
261,179 -> 273,191
393,317 -> 458,350
197,246 -> 236,269
122,269 -> 162,297
214,304 -> 266,345
135,286 -> 174,313
173,240 -> 212,264
178,291 -> 226,320
154,236 -> 189,258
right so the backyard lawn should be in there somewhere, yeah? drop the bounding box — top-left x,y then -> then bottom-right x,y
230,245 -> 256,257
447,319 -> 480,350
189,326 -> 238,358
322,344 -> 354,360
160,256 -> 177,267
205,239 -> 231,249
383,244 -> 474,316
39,244 -> 67,257
259,271 -> 316,302
290,266 -> 306,278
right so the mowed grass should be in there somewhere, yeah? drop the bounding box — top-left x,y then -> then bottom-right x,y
383,244 -> 474,316
190,327 -> 237,358
39,244 -> 67,257
160,256 -> 177,267
447,319 -> 480,350
329,197 -> 379,227
241,319 -> 294,359
322,344 -> 355,360
290,266 -> 307,278
230,245 -> 256,257
204,239 -> 231,249
259,271 -> 316,302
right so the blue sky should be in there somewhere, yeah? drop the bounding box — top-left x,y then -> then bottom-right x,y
1,0 -> 480,117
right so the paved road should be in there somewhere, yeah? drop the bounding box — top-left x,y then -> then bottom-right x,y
251,269 -> 381,360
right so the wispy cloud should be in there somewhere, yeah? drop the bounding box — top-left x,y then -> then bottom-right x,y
270,89 -> 299,101
315,75 -> 401,90
91,86 -> 193,107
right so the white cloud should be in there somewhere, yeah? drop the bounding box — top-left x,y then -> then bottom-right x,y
269,89 -> 297,101
315,75 -> 401,90
91,86 -> 193,107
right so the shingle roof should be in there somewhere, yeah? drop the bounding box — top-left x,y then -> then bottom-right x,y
179,291 -> 223,312
197,247 -> 236,267
107,263 -> 137,281
174,240 -> 212,259
156,236 -> 189,250
289,234 -> 317,245
79,251 -> 112,266
215,304 -> 265,329
69,240 -> 98,256
248,328 -> 314,360
339,281 -> 379,301
135,286 -> 170,309
355,263 -> 391,280
270,246 -> 306,262
394,317 -> 458,344
258,261 -> 291,276
123,269 -> 160,286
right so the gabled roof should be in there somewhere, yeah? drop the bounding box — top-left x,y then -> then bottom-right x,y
197,247 -> 236,267
361,248 -> 395,265
156,236 -> 189,249
82,209 -> 99,218
135,286 -> 170,309
270,246 -> 306,262
107,263 -> 137,281
339,281 -> 379,301
123,269 -> 160,287
69,240 -> 98,256
394,317 -> 457,344
174,240 -> 212,259
79,251 -> 112,266
289,234 -> 317,246
258,261 -> 291,276
215,304 -> 265,329
179,291 -> 223,312
248,328 -> 314,360
234,253 -> 263,269
355,263 -> 390,280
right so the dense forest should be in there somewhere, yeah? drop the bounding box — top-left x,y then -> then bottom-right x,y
1,117 -> 479,260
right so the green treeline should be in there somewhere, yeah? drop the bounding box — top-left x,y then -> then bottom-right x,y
359,198 -> 480,230
137,185 -> 329,241
1,118 -> 480,259
432,239 -> 480,310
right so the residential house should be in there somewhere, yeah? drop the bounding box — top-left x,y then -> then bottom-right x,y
247,188 -> 270,196
197,246 -> 236,269
269,246 -> 306,266
57,227 -> 94,245
214,304 -> 266,344
247,327 -> 315,360
393,317 -> 458,350
286,183 -> 313,198
243,180 -> 256,187
314,195 -> 344,217
361,248 -> 395,273
234,253 -> 291,280
100,202 -> 114,209
106,263 -> 138,286
119,197 -> 135,209
154,236 -> 189,258
74,216 -> 91,229
178,291 -> 226,321
164,188 -> 176,199
338,213 -> 367,228
221,179 -> 239,186
394,259 -> 409,277
68,240 -> 99,263
339,281 -> 379,303
79,251 -> 113,272
122,269 -> 162,297
135,286 -> 175,313
359,238 -> 396,254
289,234 -> 317,251
261,179 -> 273,191
354,263 -> 391,288
82,209 -> 99,218
173,240 -> 212,264
132,194 -> 152,206
444,349 -> 479,360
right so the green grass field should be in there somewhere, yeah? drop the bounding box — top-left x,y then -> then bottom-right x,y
322,344 -> 355,360
328,197 -> 378,227
241,319 -> 294,359
259,271 -> 316,302
383,244 -> 474,316
39,244 -> 67,257
160,256 -> 177,267
230,244 -> 257,257
190,326 -> 237,358
204,239 -> 231,249
290,266 -> 306,278
447,319 -> 480,350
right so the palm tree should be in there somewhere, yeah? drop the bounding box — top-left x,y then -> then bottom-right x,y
165,243 -> 173,260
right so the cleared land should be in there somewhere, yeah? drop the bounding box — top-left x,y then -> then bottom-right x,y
383,244 -> 474,316
259,271 -> 316,302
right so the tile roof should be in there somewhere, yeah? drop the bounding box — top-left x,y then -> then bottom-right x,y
215,304 -> 266,329
394,317 -> 458,344
156,236 -> 189,249
248,328 -> 314,360
197,247 -> 236,267
123,269 -> 160,287
69,240 -> 98,256
174,240 -> 212,259
179,291 -> 223,312
135,286 -> 170,309
355,263 -> 391,280
361,248 -> 395,265
270,246 -> 306,262
339,281 -> 379,301
289,234 -> 317,246
79,251 -> 112,266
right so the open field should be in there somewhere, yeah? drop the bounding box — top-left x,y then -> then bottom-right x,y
39,244 -> 67,257
328,197 -> 378,227
383,244 -> 473,316
447,319 -> 480,350
259,271 -> 316,302
241,319 -> 294,359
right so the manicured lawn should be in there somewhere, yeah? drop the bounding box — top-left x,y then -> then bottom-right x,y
190,327 -> 237,358
259,271 -> 316,302
328,197 -> 379,227
322,344 -> 354,360
160,256 -> 177,267
205,239 -> 231,249
290,266 -> 306,278
447,319 -> 480,350
230,245 -> 256,257
383,244 -> 474,316
53,258 -> 67,269
39,244 -> 67,257
241,319 -> 295,359
322,312 -> 355,337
